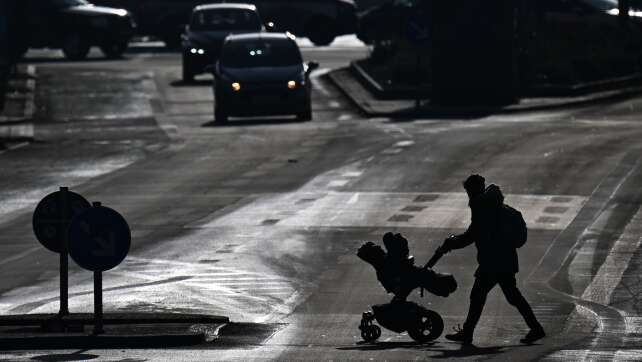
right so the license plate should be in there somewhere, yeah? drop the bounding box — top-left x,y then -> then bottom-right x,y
252,95 -> 280,104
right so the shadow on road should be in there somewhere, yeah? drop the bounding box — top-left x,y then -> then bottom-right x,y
170,79 -> 212,88
31,349 -> 100,361
337,341 -> 437,351
338,341 -> 527,358
202,118 -> 302,127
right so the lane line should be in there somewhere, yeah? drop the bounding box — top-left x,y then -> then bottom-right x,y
0,246 -> 41,267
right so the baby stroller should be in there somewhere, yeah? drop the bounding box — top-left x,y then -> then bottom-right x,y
356,232 -> 457,343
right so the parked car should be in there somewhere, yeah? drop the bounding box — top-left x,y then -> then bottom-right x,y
356,0 -> 418,46
182,4 -> 265,82
93,0 -> 358,47
20,0 -> 135,60
535,0 -> 642,82
212,33 -> 319,123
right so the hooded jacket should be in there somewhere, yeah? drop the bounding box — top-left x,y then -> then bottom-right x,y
446,184 -> 519,275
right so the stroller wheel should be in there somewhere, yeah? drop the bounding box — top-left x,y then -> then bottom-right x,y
361,325 -> 381,342
408,309 -> 444,343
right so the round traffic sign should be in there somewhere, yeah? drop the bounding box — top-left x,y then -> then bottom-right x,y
32,189 -> 91,253
68,205 -> 131,272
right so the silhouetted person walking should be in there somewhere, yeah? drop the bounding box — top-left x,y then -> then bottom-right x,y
440,174 -> 545,345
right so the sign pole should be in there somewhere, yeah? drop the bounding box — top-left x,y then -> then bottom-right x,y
93,270 -> 103,335
415,48 -> 421,113
59,186 -> 69,317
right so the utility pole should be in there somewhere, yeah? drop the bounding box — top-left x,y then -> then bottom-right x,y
620,0 -> 630,24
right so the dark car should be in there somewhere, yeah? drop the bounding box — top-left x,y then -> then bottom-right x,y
182,4 -> 264,82
93,0 -> 357,47
212,33 -> 319,123
20,0 -> 135,60
356,0 -> 423,45
535,0 -> 642,81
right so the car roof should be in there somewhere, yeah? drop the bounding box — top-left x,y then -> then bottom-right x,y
194,3 -> 257,12
224,32 -> 296,44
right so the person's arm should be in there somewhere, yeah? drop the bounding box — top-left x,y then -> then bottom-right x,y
442,225 -> 475,251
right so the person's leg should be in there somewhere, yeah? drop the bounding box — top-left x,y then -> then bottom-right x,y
462,273 -> 497,332
446,273 -> 496,343
498,274 -> 540,329
498,274 -> 545,343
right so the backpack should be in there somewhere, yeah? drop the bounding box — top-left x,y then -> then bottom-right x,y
498,204 -> 528,248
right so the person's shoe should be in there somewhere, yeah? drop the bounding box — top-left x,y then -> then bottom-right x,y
520,326 -> 545,344
445,325 -> 473,345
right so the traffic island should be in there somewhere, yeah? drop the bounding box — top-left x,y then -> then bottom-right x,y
328,63 -> 642,118
0,312 -> 229,350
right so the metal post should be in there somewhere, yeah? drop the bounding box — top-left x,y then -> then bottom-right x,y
620,0 -> 630,24
59,187 -> 69,316
93,270 -> 103,335
415,49 -> 421,112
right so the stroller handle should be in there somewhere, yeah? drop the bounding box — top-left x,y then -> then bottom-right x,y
423,246 -> 446,269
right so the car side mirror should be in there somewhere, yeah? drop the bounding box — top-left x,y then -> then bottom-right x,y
307,61 -> 319,73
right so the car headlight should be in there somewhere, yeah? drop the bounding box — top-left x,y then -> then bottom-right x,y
232,82 -> 241,92
287,80 -> 297,89
190,48 -> 205,55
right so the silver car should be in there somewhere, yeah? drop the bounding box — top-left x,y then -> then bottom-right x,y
212,32 -> 319,123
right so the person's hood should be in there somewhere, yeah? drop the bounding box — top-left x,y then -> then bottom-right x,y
469,184 -> 504,208
62,4 -> 130,18
219,65 -> 303,83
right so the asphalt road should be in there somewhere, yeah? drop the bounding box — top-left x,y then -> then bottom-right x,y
2,36 -> 642,361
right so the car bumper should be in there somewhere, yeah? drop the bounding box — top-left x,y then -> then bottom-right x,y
218,88 -> 310,116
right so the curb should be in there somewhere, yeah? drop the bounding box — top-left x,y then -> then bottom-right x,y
333,62 -> 642,118
0,312 -> 229,327
0,313 -> 229,350
0,332 -> 207,350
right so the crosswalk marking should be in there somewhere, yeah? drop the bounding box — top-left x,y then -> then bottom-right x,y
194,192 -> 586,231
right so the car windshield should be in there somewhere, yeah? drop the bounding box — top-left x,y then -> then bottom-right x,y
51,0 -> 89,7
191,9 -> 262,31
220,39 -> 303,68
582,0 -> 617,11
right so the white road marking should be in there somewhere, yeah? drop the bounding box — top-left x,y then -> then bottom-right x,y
580,207 -> 642,311
0,246 -> 41,266
394,140 -> 415,147
338,114 -> 353,121
310,69 -> 332,96
195,192 -> 586,230
342,171 -> 363,178
328,180 -> 350,187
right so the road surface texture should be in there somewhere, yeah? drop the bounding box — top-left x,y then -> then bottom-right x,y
1,36 -> 642,361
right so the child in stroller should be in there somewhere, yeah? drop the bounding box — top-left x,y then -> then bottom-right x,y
357,232 -> 457,343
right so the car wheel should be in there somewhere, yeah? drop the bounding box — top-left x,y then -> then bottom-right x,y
61,33 -> 90,61
215,105 -> 228,124
182,58 -> 194,83
306,17 -> 336,46
297,104 -> 312,121
100,41 -> 128,59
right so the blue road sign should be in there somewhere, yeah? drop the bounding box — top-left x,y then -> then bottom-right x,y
68,205 -> 131,272
32,189 -> 91,253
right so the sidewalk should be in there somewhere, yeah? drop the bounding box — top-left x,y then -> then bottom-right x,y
0,64 -> 36,151
328,63 -> 642,118
0,312 -> 229,349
